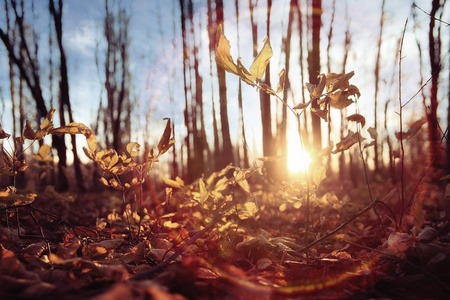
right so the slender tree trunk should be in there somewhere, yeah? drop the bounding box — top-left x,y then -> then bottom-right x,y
280,0 -> 296,178
326,0 -> 336,175
207,0 -> 220,172
235,0 -> 249,168
0,1 -> 69,190
339,7 -> 351,181
294,0 -> 309,147
373,0 -> 385,173
427,0 -> 441,175
308,0 -> 322,150
215,0 -> 233,168
50,0 -> 85,191
259,0 -> 275,177
448,23 -> 450,175
179,0 -> 193,180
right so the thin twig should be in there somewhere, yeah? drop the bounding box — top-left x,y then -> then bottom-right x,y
402,76 -> 432,108
130,212 -> 223,281
398,19 -> 408,228
291,189 -> 397,254
345,239 -> 450,291
413,3 -> 450,26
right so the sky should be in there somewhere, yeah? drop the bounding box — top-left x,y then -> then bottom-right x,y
0,0 -> 449,172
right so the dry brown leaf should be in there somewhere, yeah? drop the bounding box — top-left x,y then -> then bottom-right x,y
250,37 -> 273,82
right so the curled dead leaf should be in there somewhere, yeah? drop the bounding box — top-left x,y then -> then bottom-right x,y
347,114 -> 366,128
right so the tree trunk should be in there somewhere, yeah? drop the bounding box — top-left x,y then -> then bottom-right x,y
373,0 -> 385,173
215,0 -> 233,168
234,0 -> 249,168
50,0 -> 85,191
308,0 -> 322,151
427,0 -> 442,175
260,0 -> 275,177
0,1 -> 69,190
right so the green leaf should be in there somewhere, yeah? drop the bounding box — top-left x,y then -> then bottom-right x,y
250,37 -> 273,82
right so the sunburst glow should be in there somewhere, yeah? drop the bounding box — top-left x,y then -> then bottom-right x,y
287,148 -> 312,173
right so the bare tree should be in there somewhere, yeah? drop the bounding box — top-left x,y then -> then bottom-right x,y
234,0 -> 249,168
102,0 -> 132,154
49,0 -> 85,191
427,0 -> 442,175
207,0 -> 221,172
0,0 -> 69,190
308,0 -> 322,150
215,0 -> 234,168
373,0 -> 385,173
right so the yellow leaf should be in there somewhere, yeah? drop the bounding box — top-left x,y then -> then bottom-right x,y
163,178 -> 183,189
99,177 -> 109,187
236,59 -> 256,86
258,83 -> 276,95
39,144 -> 52,158
312,165 -> 327,186
276,69 -> 285,93
215,25 -> 239,76
293,101 -> 311,110
250,37 -> 273,82
127,142 -> 140,157
158,118 -> 174,155
51,122 -> 97,153
39,108 -> 55,131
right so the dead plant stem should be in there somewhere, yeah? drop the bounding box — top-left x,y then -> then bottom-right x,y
291,189 -> 397,254
398,19 -> 408,228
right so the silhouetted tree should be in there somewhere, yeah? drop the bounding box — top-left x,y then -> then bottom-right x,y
0,0 -> 69,190
373,0 -> 385,173
102,0 -> 131,154
49,0 -> 85,191
215,0 -> 234,168
427,0 -> 442,174
308,0 -> 322,150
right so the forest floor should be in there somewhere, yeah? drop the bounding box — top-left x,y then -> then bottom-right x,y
1,168 -> 450,299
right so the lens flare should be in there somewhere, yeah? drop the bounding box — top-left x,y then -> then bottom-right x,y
287,149 -> 312,173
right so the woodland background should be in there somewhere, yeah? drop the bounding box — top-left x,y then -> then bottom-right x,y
0,0 -> 448,191
1,0 -> 450,299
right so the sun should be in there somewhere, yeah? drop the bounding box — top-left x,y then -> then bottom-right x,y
287,148 -> 312,173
